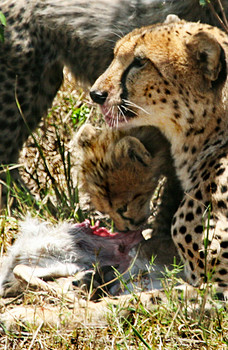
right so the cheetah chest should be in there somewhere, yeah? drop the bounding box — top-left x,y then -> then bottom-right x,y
172,143 -> 228,288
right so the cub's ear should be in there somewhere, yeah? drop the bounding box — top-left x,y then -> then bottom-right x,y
115,136 -> 152,167
76,124 -> 97,148
186,31 -> 227,86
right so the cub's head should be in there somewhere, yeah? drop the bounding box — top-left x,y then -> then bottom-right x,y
90,19 -> 227,139
76,124 -> 169,232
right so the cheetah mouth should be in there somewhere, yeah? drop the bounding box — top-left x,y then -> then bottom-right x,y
101,103 -> 137,128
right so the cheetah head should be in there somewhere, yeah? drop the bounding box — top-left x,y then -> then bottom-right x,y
90,20 -> 227,140
76,124 -> 166,232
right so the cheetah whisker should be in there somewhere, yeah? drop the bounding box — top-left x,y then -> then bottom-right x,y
122,99 -> 150,115
117,105 -> 128,124
115,106 -> 120,128
111,105 -> 116,128
102,105 -> 116,127
109,31 -> 123,40
103,106 -> 113,118
121,104 -> 137,116
111,26 -> 125,39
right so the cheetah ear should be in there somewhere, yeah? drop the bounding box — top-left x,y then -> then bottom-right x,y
186,31 -> 227,86
76,124 -> 97,147
115,136 -> 152,167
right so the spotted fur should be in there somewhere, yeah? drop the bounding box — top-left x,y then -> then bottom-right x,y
90,19 -> 228,291
0,0 -> 227,205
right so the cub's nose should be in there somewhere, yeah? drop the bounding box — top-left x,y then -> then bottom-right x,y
90,90 -> 108,105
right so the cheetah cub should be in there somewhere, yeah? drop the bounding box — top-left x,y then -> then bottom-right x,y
75,124 -> 183,265
90,18 -> 228,293
75,124 -> 182,235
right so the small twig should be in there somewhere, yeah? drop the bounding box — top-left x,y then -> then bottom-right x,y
198,283 -> 210,325
217,0 -> 228,28
207,1 -> 228,34
165,305 -> 180,340
0,293 -> 23,307
0,164 -> 23,175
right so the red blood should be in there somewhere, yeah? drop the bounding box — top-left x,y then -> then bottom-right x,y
91,221 -> 118,237
75,219 -> 118,237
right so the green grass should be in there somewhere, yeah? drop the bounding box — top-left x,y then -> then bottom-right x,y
0,73 -> 227,349
0,11 -> 6,42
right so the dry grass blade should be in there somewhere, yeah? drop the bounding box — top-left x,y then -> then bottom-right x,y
207,0 -> 228,33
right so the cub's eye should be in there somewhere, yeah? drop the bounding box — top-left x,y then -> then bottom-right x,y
117,204 -> 128,216
133,57 -> 148,68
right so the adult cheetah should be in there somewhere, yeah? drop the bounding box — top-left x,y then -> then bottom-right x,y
90,18 -> 228,292
0,0 -> 227,206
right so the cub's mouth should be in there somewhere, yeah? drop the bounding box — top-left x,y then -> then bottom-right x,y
90,90 -> 136,128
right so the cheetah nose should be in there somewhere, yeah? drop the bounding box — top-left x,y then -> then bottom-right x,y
90,90 -> 108,105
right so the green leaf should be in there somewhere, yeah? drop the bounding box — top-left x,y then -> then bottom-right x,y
124,318 -> 152,350
0,12 -> 6,26
199,0 -> 207,6
0,12 -> 6,43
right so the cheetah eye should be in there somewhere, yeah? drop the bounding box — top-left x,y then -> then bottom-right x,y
132,56 -> 148,68
117,204 -> 128,216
